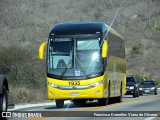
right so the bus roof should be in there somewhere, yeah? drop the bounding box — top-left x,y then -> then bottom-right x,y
50,22 -> 123,39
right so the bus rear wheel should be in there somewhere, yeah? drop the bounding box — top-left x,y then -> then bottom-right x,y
55,100 -> 64,108
117,84 -> 122,102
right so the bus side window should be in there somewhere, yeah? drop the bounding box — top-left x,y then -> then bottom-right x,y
49,47 -> 54,69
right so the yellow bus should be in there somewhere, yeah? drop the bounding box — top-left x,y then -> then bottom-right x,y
39,22 -> 126,108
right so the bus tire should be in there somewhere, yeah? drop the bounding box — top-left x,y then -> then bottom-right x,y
117,83 -> 122,102
55,100 -> 64,108
99,83 -> 110,106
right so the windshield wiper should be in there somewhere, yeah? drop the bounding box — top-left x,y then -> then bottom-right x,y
60,60 -> 72,79
75,56 -> 88,79
60,57 -> 88,79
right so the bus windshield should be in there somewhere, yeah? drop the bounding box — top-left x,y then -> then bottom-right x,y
47,37 -> 103,78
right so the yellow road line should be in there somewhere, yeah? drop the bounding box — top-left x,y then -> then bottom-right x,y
27,95 -> 160,120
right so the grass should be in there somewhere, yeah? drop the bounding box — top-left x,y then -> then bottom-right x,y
9,86 -> 48,104
154,25 -> 160,30
0,45 -> 47,104
131,41 -> 144,55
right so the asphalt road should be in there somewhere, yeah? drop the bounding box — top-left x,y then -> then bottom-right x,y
6,90 -> 160,120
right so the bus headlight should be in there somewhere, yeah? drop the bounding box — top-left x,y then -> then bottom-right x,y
47,82 -> 59,88
139,88 -> 143,90
89,80 -> 104,87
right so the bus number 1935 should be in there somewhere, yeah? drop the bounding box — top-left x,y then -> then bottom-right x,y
68,81 -> 80,86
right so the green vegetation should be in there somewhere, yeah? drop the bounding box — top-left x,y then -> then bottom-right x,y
131,41 -> 143,55
154,79 -> 160,84
134,74 -> 160,84
0,45 -> 47,103
154,25 -> 160,30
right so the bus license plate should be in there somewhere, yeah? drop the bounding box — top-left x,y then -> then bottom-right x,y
70,92 -> 79,96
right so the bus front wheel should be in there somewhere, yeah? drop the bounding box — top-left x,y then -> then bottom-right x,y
99,83 -> 110,106
55,100 -> 64,108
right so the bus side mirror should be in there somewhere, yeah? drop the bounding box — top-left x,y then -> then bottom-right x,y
39,41 -> 48,59
102,40 -> 108,58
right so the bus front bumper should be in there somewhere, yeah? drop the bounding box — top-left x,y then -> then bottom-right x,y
47,84 -> 107,100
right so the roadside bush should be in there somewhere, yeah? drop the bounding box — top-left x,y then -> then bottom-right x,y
131,41 -> 144,55
134,75 -> 143,82
154,25 -> 160,30
154,79 -> 160,84
0,45 -> 47,103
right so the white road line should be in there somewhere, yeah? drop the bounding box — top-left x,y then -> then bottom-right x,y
8,102 -> 54,111
8,100 -> 71,111
145,117 -> 155,120
145,111 -> 160,120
